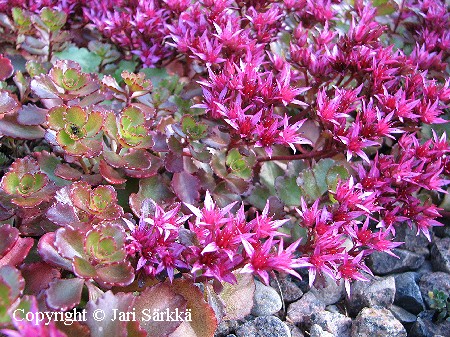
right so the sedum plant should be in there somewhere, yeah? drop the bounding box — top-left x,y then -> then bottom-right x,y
0,0 -> 448,336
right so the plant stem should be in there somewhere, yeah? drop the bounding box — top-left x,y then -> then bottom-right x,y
256,148 -> 338,162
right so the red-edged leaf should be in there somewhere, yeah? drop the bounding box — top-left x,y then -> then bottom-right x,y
0,55 -> 14,81
0,236 -> 33,268
37,232 -> 73,270
133,282 -> 187,337
164,151 -> 184,173
169,279 -> 218,337
86,291 -> 135,337
21,262 -> 61,295
54,227 -> 85,260
0,91 -> 19,115
17,104 -> 48,125
0,265 -> 25,301
99,160 -> 127,184
171,172 -> 200,204
55,164 -> 82,181
129,175 -> 174,216
0,114 -> 45,139
46,277 -> 84,311
0,225 -> 19,257
95,262 -> 135,287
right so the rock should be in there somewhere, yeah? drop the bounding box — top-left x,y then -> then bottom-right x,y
226,335 -> 237,337
311,310 -> 352,337
215,320 -> 240,337
235,316 -> 291,337
419,272 -> 450,308
270,275 -> 303,303
430,238 -> 450,273
310,274 -> 344,306
394,223 -> 430,256
309,324 -> 334,337
415,260 -> 433,279
409,310 -> 450,337
394,272 -> 425,314
368,249 -> 425,275
351,307 -> 407,337
287,292 -> 326,326
346,276 -> 396,316
251,281 -> 282,316
285,322 -> 305,337
389,305 -> 417,331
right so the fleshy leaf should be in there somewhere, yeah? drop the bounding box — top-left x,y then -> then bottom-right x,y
171,172 -> 200,204
0,55 -> 14,81
0,236 -> 33,268
133,283 -> 187,337
0,91 -> 19,115
86,291 -> 135,337
21,262 -> 60,295
46,278 -> 84,311
219,272 -> 255,321
95,262 -> 135,286
275,175 -> 302,207
17,104 -> 48,126
0,115 -> 45,139
169,279 -> 218,337
38,233 -> 73,270
129,176 -> 174,216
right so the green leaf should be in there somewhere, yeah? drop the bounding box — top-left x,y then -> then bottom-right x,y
46,278 -> 84,311
181,116 -> 207,140
55,46 -> 102,73
113,60 -> 137,83
226,149 -> 254,180
1,172 -> 20,194
140,68 -> 170,87
260,162 -> 284,194
296,159 -> 349,202
275,175 -> 302,206
40,7 -> 67,31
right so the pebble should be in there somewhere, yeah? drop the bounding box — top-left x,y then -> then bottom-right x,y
310,274 -> 344,306
310,310 -> 352,337
270,275 -> 303,303
346,276 -> 396,316
430,237 -> 450,273
251,281 -> 282,316
285,322 -> 305,337
394,272 -> 425,314
419,272 -> 450,308
351,307 -> 407,337
309,324 -> 335,337
394,223 -> 430,256
215,320 -> 240,337
368,249 -> 425,275
235,316 -> 291,337
287,292 -> 326,326
409,310 -> 450,337
389,305 -> 417,327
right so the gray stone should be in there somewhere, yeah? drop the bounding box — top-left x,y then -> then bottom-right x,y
310,274 -> 344,306
368,249 -> 425,275
394,272 -> 425,314
430,238 -> 450,273
409,310 -> 450,337
270,275 -> 303,303
287,292 -> 326,326
394,223 -> 430,256
285,322 -> 305,337
235,316 -> 291,337
419,272 -> 450,308
351,307 -> 407,337
389,305 -> 417,325
251,281 -> 282,316
311,310 -> 352,337
346,276 -> 396,316
415,260 -> 433,279
226,335 -> 237,337
309,324 -> 334,337
215,320 -> 240,337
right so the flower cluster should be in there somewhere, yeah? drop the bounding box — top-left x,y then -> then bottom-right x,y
126,192 -> 307,286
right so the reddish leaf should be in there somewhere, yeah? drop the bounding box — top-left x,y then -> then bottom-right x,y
133,282 -> 187,337
17,104 -> 48,126
38,233 -> 73,270
0,114 -> 45,139
55,164 -> 82,181
171,171 -> 200,204
21,262 -> 61,295
0,236 -> 33,268
0,224 -> 19,257
0,91 -> 19,116
99,160 -> 127,185
0,55 -> 14,81
169,279 -> 218,337
46,278 -> 84,311
86,291 -> 135,337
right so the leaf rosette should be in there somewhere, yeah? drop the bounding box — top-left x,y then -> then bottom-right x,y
46,105 -> 103,157
105,105 -> 153,149
0,157 -> 57,208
